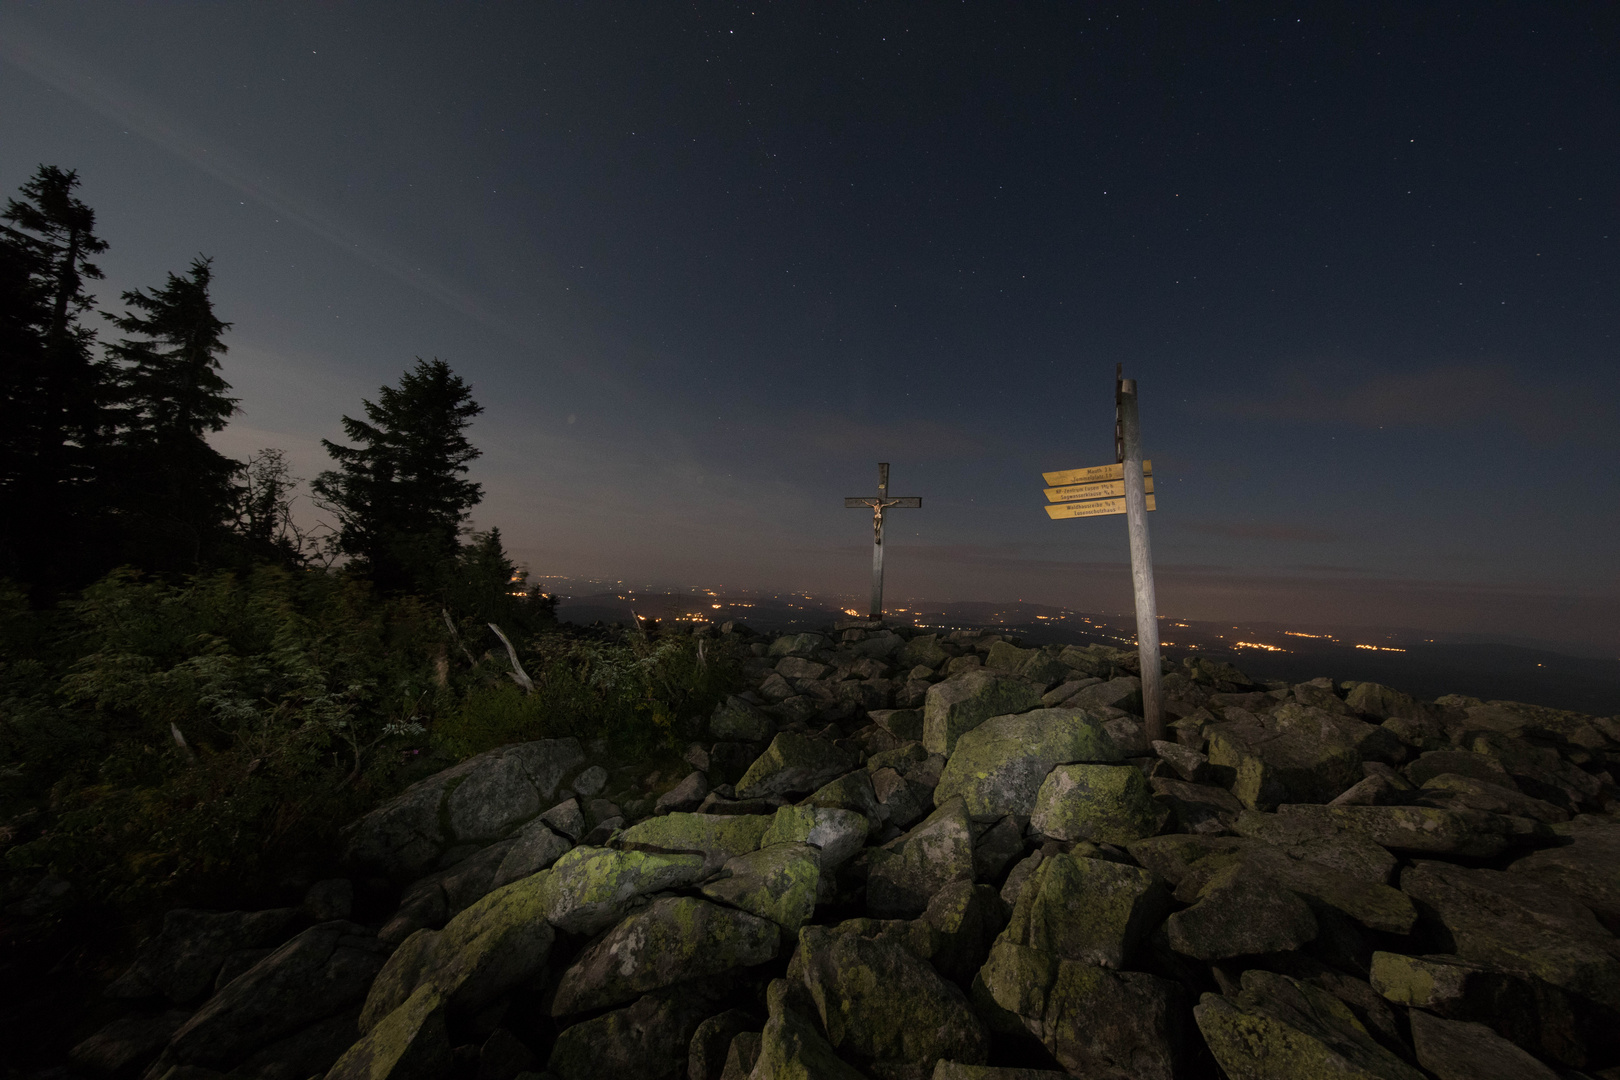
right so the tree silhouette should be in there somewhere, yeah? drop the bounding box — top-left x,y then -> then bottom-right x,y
102,256 -> 239,571
314,358 -> 483,593
0,166 -> 110,587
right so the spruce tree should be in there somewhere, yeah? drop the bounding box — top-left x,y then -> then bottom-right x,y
313,358 -> 483,593
0,165 -> 110,587
101,255 -> 239,571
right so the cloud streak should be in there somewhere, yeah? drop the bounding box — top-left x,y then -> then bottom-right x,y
1206,362 -> 1613,441
0,15 -> 577,366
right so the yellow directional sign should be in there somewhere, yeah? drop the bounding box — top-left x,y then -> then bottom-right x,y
1042,459 -> 1152,487
1045,477 -> 1155,503
1044,494 -> 1156,519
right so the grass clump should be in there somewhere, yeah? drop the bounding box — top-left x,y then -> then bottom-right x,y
436,627 -> 746,761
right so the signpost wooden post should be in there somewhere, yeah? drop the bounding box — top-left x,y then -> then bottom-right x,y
1117,376 -> 1163,741
845,463 -> 921,620
1039,369 -> 1164,741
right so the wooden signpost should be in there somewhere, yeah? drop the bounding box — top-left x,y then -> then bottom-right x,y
1041,368 -> 1164,740
1044,494 -> 1156,519
845,463 -> 921,620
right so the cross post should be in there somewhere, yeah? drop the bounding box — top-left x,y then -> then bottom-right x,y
844,462 -> 921,620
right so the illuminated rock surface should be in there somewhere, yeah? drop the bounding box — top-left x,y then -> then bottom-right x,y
78,629 -> 1617,1080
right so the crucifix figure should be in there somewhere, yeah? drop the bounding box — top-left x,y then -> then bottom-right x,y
844,462 -> 921,619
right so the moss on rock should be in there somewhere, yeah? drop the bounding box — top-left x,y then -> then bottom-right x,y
1029,763 -> 1168,844
701,842 -> 822,932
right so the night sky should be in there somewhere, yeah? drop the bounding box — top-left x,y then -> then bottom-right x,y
2,4 -> 1615,653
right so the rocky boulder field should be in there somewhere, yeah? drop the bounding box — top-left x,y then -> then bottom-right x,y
64,621 -> 1620,1080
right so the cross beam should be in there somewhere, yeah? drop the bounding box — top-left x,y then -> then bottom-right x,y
844,462 -> 921,619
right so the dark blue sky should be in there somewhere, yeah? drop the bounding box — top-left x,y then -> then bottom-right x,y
2,3 -> 1615,651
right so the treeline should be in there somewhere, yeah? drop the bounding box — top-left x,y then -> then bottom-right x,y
0,164 -> 547,624
0,166 -> 740,924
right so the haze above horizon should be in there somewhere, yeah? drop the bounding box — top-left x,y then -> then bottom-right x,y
2,4 -> 1614,653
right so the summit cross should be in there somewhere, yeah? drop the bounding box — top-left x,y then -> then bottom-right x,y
844,462 -> 921,620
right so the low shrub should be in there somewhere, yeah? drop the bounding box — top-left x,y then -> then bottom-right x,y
434,627 -> 746,760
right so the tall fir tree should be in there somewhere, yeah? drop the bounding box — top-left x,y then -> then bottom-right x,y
313,358 -> 484,593
102,255 -> 239,571
0,165 -> 110,588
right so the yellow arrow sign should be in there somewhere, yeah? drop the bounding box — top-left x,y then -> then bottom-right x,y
1045,476 -> 1155,503
1042,459 -> 1152,486
1044,494 -> 1157,519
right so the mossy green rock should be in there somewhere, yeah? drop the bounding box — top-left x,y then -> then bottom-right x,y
1126,835 -> 1249,888
360,869 -> 556,1031
984,641 -> 1035,672
1400,858 -> 1620,1012
1508,821 -> 1620,921
735,732 -> 858,799
1000,853 -> 1165,969
763,804 -> 870,868
897,635 -> 948,671
933,708 -> 1127,822
1344,682 -> 1426,721
1194,969 -> 1426,1080
1205,705 -> 1381,810
870,708 -> 924,742
701,842 -> 821,932
552,896 -> 779,1015
1068,676 -> 1143,715
1029,764 -> 1167,844
1367,951 -> 1486,1010
976,940 -> 1186,1080
358,928 -> 440,1034
976,941 -> 1059,1032
750,1005 -> 868,1080
922,880 -> 1009,983
867,797 -> 976,917
797,923 -> 989,1071
800,770 -> 882,830
711,696 -> 776,743
769,632 -> 828,658
619,812 -> 772,870
543,846 -> 707,935
1232,810 -> 1398,883
326,984 -> 450,1080
1276,803 -> 1524,858
923,670 -> 1043,757
547,986 -> 719,1080
1165,862 -> 1318,961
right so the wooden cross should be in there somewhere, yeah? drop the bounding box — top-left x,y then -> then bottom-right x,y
844,462 -> 921,619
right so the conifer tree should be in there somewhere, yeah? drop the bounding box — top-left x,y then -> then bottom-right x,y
0,165 -> 110,586
313,358 -> 483,593
101,255 -> 239,570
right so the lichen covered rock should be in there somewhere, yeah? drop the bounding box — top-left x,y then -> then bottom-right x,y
933,708 -> 1129,822
326,984 -> 450,1080
701,842 -> 822,932
1194,969 -> 1426,1080
867,797 -> 976,917
735,732 -> 858,799
923,671 -> 1043,757
1029,763 -> 1168,844
543,846 -> 708,935
552,896 -> 779,1015
999,853 -> 1165,969
797,923 -> 989,1072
